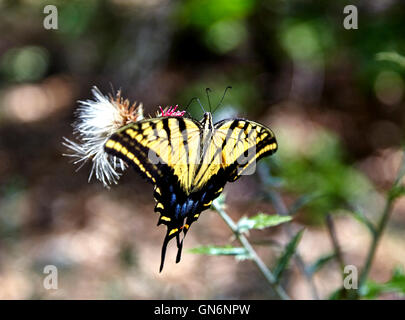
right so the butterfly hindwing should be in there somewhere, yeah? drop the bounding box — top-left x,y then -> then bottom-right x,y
152,169 -> 228,271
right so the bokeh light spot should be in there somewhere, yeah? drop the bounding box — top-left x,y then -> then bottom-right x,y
374,70 -> 404,106
205,19 -> 247,54
0,46 -> 49,82
280,22 -> 322,62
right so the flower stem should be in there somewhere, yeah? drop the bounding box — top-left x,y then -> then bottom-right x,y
212,200 -> 291,300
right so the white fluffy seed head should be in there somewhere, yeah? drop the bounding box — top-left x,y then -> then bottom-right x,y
63,86 -> 144,187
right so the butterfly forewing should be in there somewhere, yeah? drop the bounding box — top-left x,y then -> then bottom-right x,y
214,118 -> 278,180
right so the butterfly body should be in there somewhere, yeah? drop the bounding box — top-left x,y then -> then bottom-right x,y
105,112 -> 277,271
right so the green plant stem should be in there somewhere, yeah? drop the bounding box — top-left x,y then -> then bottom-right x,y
212,200 -> 291,300
326,214 -> 345,274
266,189 -> 320,300
354,151 -> 405,299
257,165 -> 320,299
358,195 -> 395,291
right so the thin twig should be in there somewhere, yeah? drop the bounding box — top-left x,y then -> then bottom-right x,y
325,214 -> 345,273
354,150 -> 405,298
266,189 -> 320,300
257,164 -> 320,299
358,194 -> 397,289
212,200 -> 291,300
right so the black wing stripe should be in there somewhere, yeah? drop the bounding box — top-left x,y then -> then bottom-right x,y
220,119 -> 239,150
178,117 -> 191,188
162,118 -> 172,146
105,132 -> 164,183
236,121 -> 250,145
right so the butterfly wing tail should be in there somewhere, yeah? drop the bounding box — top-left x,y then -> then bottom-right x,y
175,233 -> 184,264
159,234 -> 171,273
159,227 -> 185,271
159,223 -> 190,271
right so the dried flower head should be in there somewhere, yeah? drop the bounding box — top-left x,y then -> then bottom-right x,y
63,86 -> 144,187
110,89 -> 144,125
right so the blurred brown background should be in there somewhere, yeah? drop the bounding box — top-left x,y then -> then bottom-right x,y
0,0 -> 405,299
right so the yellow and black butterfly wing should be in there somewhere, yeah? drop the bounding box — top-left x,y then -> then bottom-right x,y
188,118 -> 277,192
104,115 -> 278,271
181,118 -> 278,244
153,167 -> 229,271
104,116 -> 210,271
105,116 -> 201,186
214,118 -> 278,181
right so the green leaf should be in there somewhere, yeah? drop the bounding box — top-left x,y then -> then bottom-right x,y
360,281 -> 383,300
347,205 -> 376,236
389,185 -> 405,201
273,229 -> 305,283
376,52 -> 405,68
329,288 -> 343,300
387,149 -> 405,201
306,252 -> 336,276
237,213 -> 292,233
385,267 -> 405,294
361,266 -> 405,299
188,245 -> 251,260
328,287 -> 350,300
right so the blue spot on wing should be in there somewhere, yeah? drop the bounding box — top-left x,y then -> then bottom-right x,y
186,199 -> 194,212
170,193 -> 176,206
191,201 -> 199,213
181,203 -> 188,217
175,204 -> 181,219
201,192 -> 207,203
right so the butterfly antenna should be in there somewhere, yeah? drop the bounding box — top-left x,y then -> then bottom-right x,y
196,97 -> 206,114
186,95 -> 206,115
182,97 -> 201,118
212,86 -> 232,114
185,97 -> 198,113
205,87 -> 212,113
